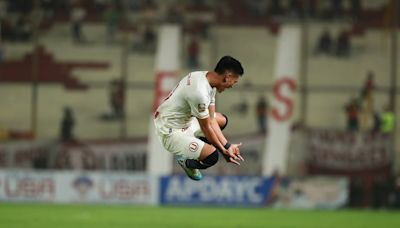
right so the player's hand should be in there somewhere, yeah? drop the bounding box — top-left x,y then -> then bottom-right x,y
229,142 -> 244,162
221,142 -> 244,165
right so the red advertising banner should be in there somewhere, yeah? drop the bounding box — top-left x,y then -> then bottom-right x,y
308,130 -> 392,172
0,139 -> 147,171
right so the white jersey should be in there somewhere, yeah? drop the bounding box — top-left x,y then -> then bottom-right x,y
155,71 -> 216,135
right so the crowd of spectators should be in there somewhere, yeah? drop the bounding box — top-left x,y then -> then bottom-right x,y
314,28 -> 351,57
240,0 -> 365,21
1,0 -> 390,42
343,71 -> 395,134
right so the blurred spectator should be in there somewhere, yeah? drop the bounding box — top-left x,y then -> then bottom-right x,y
232,98 -> 249,117
191,20 -> 210,40
246,0 -> 267,18
70,3 -> 86,43
103,3 -> 120,44
142,24 -> 156,53
40,0 -> 56,20
8,0 -> 33,14
130,23 -> 156,53
166,4 -> 185,24
380,106 -> 395,133
200,20 -> 211,40
322,0 -> 343,19
0,41 -> 4,63
331,0 -> 344,18
371,111 -> 381,133
60,107 -> 75,141
344,97 -> 359,131
0,0 -> 7,19
268,0 -> 284,16
287,0 -> 303,18
190,0 -> 207,7
232,81 -> 251,116
314,29 -> 333,55
350,0 -> 362,20
94,0 -> 107,15
335,29 -> 351,57
14,14 -> 32,42
129,0 -> 142,12
218,0 -> 233,23
33,152 -> 48,169
361,71 -> 375,100
256,95 -> 268,134
307,0 -> 319,18
359,71 -> 375,130
187,34 -> 200,69
109,79 -> 125,119
0,18 -> 14,41
143,0 -> 157,24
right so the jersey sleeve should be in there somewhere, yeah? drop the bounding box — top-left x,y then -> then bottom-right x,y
210,87 -> 217,106
187,91 -> 210,119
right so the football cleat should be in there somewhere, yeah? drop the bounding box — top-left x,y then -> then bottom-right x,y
176,155 -> 203,181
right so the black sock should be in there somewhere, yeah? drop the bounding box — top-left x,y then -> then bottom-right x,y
185,151 -> 219,169
185,159 -> 209,169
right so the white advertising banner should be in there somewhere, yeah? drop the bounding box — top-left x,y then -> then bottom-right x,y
271,176 -> 348,209
0,170 -> 158,204
147,25 -> 181,176
263,26 -> 301,176
0,170 -> 56,202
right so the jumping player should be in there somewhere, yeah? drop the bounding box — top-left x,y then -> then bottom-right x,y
153,56 -> 244,180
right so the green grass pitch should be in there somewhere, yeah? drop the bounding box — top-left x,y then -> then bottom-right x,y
1,204 -> 399,228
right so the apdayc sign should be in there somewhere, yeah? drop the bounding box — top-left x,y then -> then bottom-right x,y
159,176 -> 274,206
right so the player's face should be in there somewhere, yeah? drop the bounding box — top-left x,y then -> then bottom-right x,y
217,72 -> 240,93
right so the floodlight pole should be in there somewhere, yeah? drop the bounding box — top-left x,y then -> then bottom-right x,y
120,7 -> 129,139
389,0 -> 398,172
299,1 -> 309,126
31,0 -> 40,138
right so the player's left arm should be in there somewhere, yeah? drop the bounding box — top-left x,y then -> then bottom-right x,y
208,104 -> 227,145
208,105 -> 244,161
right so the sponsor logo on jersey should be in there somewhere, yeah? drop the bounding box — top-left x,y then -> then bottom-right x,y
198,103 -> 206,112
189,142 -> 199,152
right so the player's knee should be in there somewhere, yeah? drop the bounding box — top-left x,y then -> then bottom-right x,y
220,113 -> 228,130
200,150 -> 219,167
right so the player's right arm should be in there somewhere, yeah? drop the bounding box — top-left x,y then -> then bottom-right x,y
197,117 -> 241,165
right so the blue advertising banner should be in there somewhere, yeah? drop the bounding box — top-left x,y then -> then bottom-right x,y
159,175 -> 275,206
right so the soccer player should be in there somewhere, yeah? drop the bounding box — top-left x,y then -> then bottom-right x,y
153,56 -> 244,181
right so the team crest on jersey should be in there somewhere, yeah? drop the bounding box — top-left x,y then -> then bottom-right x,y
198,103 -> 206,112
189,142 -> 199,152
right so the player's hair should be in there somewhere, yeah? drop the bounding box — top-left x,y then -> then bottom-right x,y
214,56 -> 244,76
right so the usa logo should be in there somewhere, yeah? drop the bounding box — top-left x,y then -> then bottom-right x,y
189,142 -> 199,152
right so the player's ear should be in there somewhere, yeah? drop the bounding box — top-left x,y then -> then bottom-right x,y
222,71 -> 230,82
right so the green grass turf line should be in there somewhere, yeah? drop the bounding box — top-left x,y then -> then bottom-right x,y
0,203 -> 400,228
